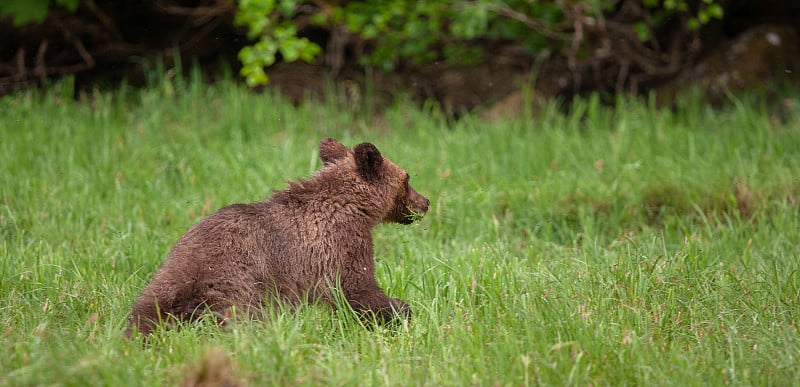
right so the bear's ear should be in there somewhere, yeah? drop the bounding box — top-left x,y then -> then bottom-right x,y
353,142 -> 383,181
319,138 -> 349,166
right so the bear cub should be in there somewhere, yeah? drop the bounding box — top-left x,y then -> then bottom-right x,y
125,138 -> 429,337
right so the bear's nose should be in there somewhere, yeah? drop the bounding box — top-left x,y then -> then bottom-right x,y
424,198 -> 430,208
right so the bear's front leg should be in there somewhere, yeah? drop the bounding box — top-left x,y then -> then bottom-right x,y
342,279 -> 411,326
355,294 -> 411,326
370,297 -> 411,325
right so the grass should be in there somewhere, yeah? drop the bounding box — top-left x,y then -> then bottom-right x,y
1,76 -> 799,386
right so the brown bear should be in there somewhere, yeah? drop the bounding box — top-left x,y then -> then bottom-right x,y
125,138 -> 429,337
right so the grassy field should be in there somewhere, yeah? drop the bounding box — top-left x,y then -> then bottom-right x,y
1,77 -> 799,386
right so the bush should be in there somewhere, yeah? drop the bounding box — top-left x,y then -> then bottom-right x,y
0,0 -> 78,25
234,0 -> 723,92
1,0 -> 724,94
234,0 -> 321,86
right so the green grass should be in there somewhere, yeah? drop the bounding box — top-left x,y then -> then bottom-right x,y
2,78 -> 799,386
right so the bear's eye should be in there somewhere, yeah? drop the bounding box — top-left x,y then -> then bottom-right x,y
404,175 -> 410,192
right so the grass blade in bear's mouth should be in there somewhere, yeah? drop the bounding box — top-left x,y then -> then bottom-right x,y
406,211 -> 426,222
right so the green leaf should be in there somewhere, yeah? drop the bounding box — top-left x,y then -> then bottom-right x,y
277,0 -> 297,17
698,10 -> 709,24
451,6 -> 488,39
0,0 -> 50,25
309,12 -> 328,25
363,24 -> 380,39
299,40 -> 322,63
56,0 -> 79,11
707,4 -> 724,19
241,65 -> 269,86
279,39 -> 301,61
238,46 -> 255,63
633,22 -> 651,41
537,2 -> 565,24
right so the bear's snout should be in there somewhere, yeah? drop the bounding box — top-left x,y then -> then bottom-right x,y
397,188 -> 429,224
409,186 -> 429,214
417,196 -> 430,214
392,187 -> 429,224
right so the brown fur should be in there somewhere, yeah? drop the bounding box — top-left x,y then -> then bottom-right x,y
125,138 -> 429,337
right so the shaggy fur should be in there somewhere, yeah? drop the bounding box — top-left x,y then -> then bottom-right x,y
125,138 -> 429,337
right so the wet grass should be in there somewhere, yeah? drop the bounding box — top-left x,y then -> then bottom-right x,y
1,77 -> 799,385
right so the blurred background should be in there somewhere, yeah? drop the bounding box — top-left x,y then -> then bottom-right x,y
2,0 -> 798,113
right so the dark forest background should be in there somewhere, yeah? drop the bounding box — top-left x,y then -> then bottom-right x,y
2,0 -> 798,112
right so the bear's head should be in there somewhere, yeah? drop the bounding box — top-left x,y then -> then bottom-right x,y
318,138 -> 429,224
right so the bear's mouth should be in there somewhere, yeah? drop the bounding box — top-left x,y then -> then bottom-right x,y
400,208 -> 427,224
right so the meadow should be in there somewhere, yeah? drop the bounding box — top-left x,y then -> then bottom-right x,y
1,76 -> 799,386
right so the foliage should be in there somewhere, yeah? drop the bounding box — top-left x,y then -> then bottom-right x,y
0,0 -> 78,25
234,0 -> 724,89
313,0 -> 562,70
1,0 -> 726,91
643,0 -> 725,31
234,0 -> 321,86
1,78 -> 799,384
